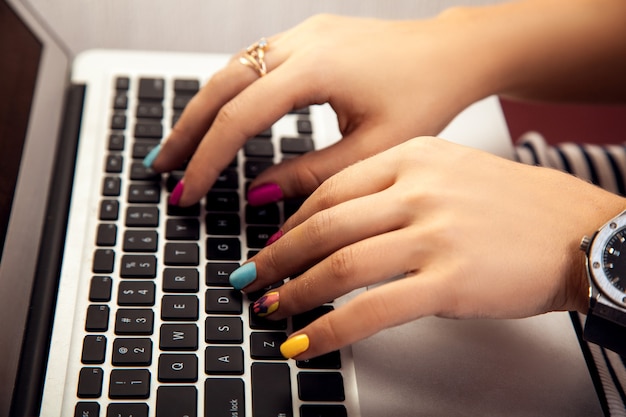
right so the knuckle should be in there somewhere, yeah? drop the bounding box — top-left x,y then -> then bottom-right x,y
328,246 -> 357,284
304,210 -> 334,247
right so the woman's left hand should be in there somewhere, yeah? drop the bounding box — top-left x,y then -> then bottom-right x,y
231,137 -> 625,360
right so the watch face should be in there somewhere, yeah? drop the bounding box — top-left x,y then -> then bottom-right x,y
603,228 -> 626,293
589,216 -> 626,308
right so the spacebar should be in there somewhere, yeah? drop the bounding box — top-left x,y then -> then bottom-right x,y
252,362 -> 293,417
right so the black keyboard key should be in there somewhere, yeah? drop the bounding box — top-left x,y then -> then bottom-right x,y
123,230 -> 158,252
113,92 -> 128,110
85,305 -> 109,332
99,199 -> 119,220
89,276 -> 112,302
205,317 -> 243,344
126,206 -> 159,227
160,323 -> 198,351
204,346 -> 244,375
166,170 -> 185,192
204,378 -> 245,417
75,402 -> 99,417
111,113 -> 127,130
205,289 -> 242,314
206,191 -> 239,212
206,213 -> 241,236
81,335 -> 107,364
77,367 -> 103,398
293,305 -> 334,331
128,184 -> 160,204
105,154 -> 123,173
112,338 -> 152,366
206,238 -> 241,261
93,249 -> 115,273
205,262 -> 239,286
280,137 -> 315,154
246,226 -> 279,248
108,133 -> 125,151
297,119 -> 313,134
134,121 -> 163,139
109,369 -> 151,399
115,76 -> 130,91
172,95 -> 193,110
138,77 -> 164,100
165,243 -> 199,266
115,309 -> 154,335
118,281 -> 156,306
284,197 -> 306,219
250,332 -> 287,360
156,386 -> 197,417
166,218 -> 200,240
102,176 -> 121,196
107,403 -> 148,417
130,162 -> 161,181
245,204 -> 280,225
244,159 -> 273,179
163,268 -> 199,293
161,295 -> 199,321
251,363 -> 292,417
120,254 -> 157,278
297,372 -> 345,401
244,139 -> 274,157
249,304 -> 287,331
168,202 -> 201,217
174,79 -> 200,93
132,140 -> 158,159
300,405 -> 347,417
212,168 -> 239,189
158,354 -> 198,382
96,223 -> 117,246
297,350 -> 342,370
136,102 -> 164,119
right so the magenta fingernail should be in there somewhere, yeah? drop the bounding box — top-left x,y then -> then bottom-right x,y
247,183 -> 283,206
169,180 -> 184,206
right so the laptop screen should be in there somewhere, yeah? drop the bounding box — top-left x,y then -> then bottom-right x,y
0,0 -> 42,261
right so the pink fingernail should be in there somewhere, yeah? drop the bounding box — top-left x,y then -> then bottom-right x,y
247,183 -> 283,206
265,230 -> 283,246
169,180 -> 184,206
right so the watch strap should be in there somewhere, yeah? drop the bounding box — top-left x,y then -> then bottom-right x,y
584,309 -> 626,356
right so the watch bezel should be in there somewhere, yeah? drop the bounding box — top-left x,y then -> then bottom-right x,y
588,211 -> 626,309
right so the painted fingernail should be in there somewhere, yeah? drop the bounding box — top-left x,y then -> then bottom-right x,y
169,180 -> 184,206
252,291 -> 280,317
142,144 -> 161,168
265,230 -> 283,247
280,334 -> 310,359
229,262 -> 257,290
248,183 -> 283,206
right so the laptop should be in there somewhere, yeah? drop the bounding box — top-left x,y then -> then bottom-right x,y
0,0 -> 603,416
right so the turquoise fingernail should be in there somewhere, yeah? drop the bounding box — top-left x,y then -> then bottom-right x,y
142,144 -> 161,168
229,262 -> 257,290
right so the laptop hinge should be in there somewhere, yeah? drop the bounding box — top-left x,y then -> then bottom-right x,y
11,82 -> 86,417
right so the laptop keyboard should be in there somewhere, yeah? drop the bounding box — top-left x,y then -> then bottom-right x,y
73,75 -> 351,417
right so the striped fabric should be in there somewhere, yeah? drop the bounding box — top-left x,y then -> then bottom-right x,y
515,132 -> 626,417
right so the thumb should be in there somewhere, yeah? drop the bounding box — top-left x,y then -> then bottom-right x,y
247,128 -> 390,205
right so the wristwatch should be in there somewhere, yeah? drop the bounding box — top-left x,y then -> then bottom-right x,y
580,210 -> 626,355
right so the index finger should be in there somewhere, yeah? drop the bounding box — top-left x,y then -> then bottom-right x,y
175,60 -> 330,206
150,46 -> 282,174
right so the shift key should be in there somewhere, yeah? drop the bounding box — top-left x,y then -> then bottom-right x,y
251,363 -> 292,417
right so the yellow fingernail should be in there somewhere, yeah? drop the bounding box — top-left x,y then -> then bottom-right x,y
280,334 -> 310,359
